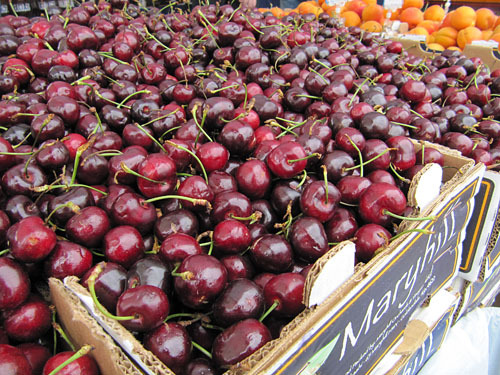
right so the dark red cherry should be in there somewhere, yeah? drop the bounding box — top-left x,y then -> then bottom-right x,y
263,272 -> 305,317
159,233 -> 203,267
0,258 -> 30,310
267,141 -> 308,179
65,206 -> 110,248
7,216 -> 57,263
81,262 -> 127,314
155,209 -> 199,241
214,219 -> 252,255
290,216 -> 328,262
44,240 -> 93,279
104,225 -> 144,269
220,254 -> 256,281
354,224 -> 391,262
174,254 -> 228,310
325,208 -> 358,243
300,180 -> 341,223
144,322 -> 192,374
42,349 -> 99,375
212,278 -> 264,327
359,183 -> 407,226
127,255 -> 170,293
212,318 -> 271,368
235,159 -> 271,200
211,191 -> 253,226
0,344 -> 32,375
250,234 -> 293,273
18,343 -> 51,375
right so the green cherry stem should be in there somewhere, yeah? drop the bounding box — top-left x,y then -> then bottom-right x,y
145,195 -> 212,210
192,341 -> 212,359
229,211 -> 262,225
47,345 -> 94,375
343,148 -> 395,172
321,165 -> 329,205
0,249 -> 9,256
117,89 -> 151,109
259,300 -> 279,322
164,140 -> 208,183
346,134 -> 363,177
389,163 -> 411,184
120,163 -> 167,185
382,210 -> 436,222
287,153 -> 322,164
87,263 -> 136,321
390,228 -> 434,242
52,322 -> 76,351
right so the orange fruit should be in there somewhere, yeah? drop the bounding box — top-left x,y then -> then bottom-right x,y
441,11 -> 453,28
417,20 -> 439,34
362,0 -> 377,4
433,27 -> 458,48
427,43 -> 445,51
482,29 -> 494,41
450,6 -> 476,30
344,0 -> 366,17
402,0 -> 423,10
476,8 -> 497,31
408,26 -> 429,36
270,7 -> 285,17
297,1 -> 318,14
341,11 -> 361,27
457,26 -> 482,49
448,46 -> 462,51
490,33 -> 500,44
399,7 -> 424,29
360,20 -> 383,32
361,3 -> 384,23
423,5 -> 445,22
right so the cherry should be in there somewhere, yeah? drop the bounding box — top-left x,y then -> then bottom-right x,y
211,191 -> 252,226
155,209 -> 199,241
185,358 -> 216,375
0,257 -> 30,310
195,142 -> 229,173
7,216 -> 56,263
144,322 -> 192,374
104,225 -> 144,269
235,159 -> 271,200
212,318 -> 271,368
250,234 -> 293,273
214,219 -> 252,255
325,208 -> 358,243
208,171 -> 237,195
358,183 -> 407,226
386,135 -> 416,171
400,79 -> 427,103
355,224 -> 392,262
0,344 -> 32,375
44,240 -> 93,279
159,233 -> 203,267
300,180 -> 341,223
212,278 -> 265,327
220,254 -> 256,281
42,347 -> 99,375
177,176 -> 215,213
263,272 -> 305,317
290,216 -> 328,262
18,343 -> 51,375
3,294 -> 51,342
267,141 -> 309,179
136,153 -> 177,198
81,262 -> 127,314
48,187 -> 95,226
2,164 -> 48,198
173,254 -> 228,310
361,139 -> 392,171
116,285 -> 169,333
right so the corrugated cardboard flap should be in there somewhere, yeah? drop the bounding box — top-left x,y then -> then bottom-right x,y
49,277 -> 140,375
61,276 -> 175,375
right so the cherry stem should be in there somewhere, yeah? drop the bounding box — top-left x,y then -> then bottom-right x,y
296,169 -> 308,189
382,210 -> 437,222
347,134 -> 364,177
117,89 -> 151,109
192,341 -> 212,359
164,312 -> 198,322
391,121 -> 418,129
0,249 -> 9,256
145,195 -> 212,210
97,51 -> 130,66
320,165 -> 329,204
164,140 -> 208,183
389,164 -> 411,184
390,228 -> 434,242
349,77 -> 371,106
287,153 -> 321,164
87,263 -> 136,321
343,148 -> 394,172
229,211 -> 262,225
192,106 -> 212,145
8,0 -> 18,17
267,120 -> 299,138
142,108 -> 179,127
296,94 -> 322,100
120,162 -> 167,185
45,202 -> 80,225
259,300 -> 279,322
171,270 -> 194,280
52,322 -> 76,352
47,345 -> 93,375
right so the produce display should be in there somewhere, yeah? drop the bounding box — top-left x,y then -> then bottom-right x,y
0,1 -> 500,374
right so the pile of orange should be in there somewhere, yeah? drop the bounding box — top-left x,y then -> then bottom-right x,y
258,0 -> 500,52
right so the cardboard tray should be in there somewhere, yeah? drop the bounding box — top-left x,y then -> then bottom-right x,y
389,36 -> 500,71
370,289 -> 460,375
459,171 -> 500,282
50,141 -> 485,375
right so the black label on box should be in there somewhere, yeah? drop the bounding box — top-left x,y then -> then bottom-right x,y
270,179 -> 477,375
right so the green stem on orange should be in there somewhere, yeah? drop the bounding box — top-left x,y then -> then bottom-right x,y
47,345 -> 94,375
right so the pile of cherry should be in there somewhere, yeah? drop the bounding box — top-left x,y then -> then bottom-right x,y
1,1 -> 500,374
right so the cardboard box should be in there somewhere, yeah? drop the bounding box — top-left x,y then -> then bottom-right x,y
452,260 -> 500,322
370,289 -> 459,375
389,36 -> 500,71
50,143 -> 485,375
459,171 -> 500,282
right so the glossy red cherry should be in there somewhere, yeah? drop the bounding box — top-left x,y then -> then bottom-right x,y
0,344 -> 32,375
42,348 -> 99,375
267,141 -> 308,179
214,219 -> 252,255
359,183 -> 407,226
7,216 -> 57,263
300,180 -> 341,223
250,234 -> 294,273
104,225 -> 144,269
0,257 -> 30,310
290,216 -> 328,262
355,224 -> 392,262
263,272 -> 305,317
44,240 -> 93,279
